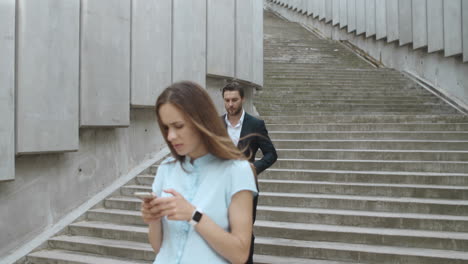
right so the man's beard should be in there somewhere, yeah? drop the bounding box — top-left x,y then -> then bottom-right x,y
228,106 -> 242,116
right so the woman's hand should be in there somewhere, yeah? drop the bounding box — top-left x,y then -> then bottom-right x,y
148,189 -> 195,221
140,194 -> 161,224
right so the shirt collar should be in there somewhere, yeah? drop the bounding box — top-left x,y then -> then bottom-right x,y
225,109 -> 245,128
184,153 -> 216,168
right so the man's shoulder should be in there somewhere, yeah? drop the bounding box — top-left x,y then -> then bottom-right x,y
244,112 -> 264,125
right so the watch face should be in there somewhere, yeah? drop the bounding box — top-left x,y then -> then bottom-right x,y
193,211 -> 203,222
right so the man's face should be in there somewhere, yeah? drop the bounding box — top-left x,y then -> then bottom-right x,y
223,90 -> 245,117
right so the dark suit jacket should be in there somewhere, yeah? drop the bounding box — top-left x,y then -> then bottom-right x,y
222,112 -> 277,264
223,112 -> 278,175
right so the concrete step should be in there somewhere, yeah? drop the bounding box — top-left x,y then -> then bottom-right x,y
256,206 -> 468,232
256,104 -> 455,111
265,123 -> 468,132
254,236 -> 468,264
268,131 -> 468,140
258,191 -> 468,213
272,158 -> 468,173
263,78 -> 411,85
253,254 -> 353,264
262,83 -> 418,89
47,235 -> 154,261
267,149 -> 468,161
260,111 -> 460,116
261,114 -> 468,124
120,185 -> 152,197
263,77 -> 412,85
263,72 -> 406,78
256,97 -> 439,104
26,249 -> 151,264
256,96 -> 438,102
256,108 -> 457,116
104,197 -> 145,211
254,220 -> 468,252
69,221 -> 147,243
261,169 -> 468,186
87,208 -> 144,226
258,179 -> 468,200
135,175 -> 154,186
272,139 -> 468,150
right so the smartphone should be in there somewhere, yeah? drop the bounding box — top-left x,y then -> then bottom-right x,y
134,191 -> 154,200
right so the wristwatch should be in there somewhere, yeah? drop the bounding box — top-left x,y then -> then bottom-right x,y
189,208 -> 203,226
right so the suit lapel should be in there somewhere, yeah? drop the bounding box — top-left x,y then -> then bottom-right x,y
239,113 -> 250,138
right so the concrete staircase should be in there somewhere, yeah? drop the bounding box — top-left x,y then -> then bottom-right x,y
20,10 -> 468,264
251,10 -> 468,264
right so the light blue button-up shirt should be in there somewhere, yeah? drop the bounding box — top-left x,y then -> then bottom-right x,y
152,153 -> 258,264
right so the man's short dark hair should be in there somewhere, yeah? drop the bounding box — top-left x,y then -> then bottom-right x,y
222,82 -> 244,98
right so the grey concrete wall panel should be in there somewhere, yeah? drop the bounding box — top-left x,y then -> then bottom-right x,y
412,0 -> 428,49
236,0 -> 254,83
253,0 -> 264,86
81,0 -> 131,127
306,0 -> 312,16
398,0 -> 412,45
301,0 -> 308,13
131,0 -> 172,107
386,0 -> 399,42
313,0 -> 320,18
326,0 -> 333,22
365,0 -> 376,37
356,0 -> 366,35
333,0 -> 340,25
463,0 -> 468,62
320,0 -> 326,20
207,0 -> 235,78
340,0 -> 348,28
173,0 -> 207,87
0,0 -> 15,180
376,0 -> 387,39
17,0 -> 80,153
443,0 -> 463,57
348,0 -> 357,32
427,0 -> 444,52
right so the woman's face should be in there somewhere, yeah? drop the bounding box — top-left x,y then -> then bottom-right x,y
159,103 -> 208,159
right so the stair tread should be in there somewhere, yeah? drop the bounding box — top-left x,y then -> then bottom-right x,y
273,139 -> 468,142
255,220 -> 468,239
122,185 -> 152,190
253,254 -> 353,264
257,205 -> 468,220
89,208 -> 140,216
275,148 -> 468,153
28,249 -> 150,264
256,236 -> 468,260
275,158 -> 468,164
50,235 -> 152,251
260,192 -> 468,205
259,179 -> 468,190
270,131 -> 468,134
70,221 -> 147,233
265,168 -> 468,176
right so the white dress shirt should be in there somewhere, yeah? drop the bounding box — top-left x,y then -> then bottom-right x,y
224,110 -> 245,146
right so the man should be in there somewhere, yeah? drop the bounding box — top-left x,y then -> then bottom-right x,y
221,81 -> 277,264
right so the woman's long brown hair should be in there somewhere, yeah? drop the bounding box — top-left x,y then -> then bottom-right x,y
155,81 -> 247,164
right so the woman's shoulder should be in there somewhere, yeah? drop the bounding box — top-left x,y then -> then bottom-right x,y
219,159 -> 251,172
159,156 -> 177,168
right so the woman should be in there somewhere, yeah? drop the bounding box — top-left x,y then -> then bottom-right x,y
141,81 -> 258,264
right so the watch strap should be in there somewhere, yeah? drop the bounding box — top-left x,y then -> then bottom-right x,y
189,208 -> 203,226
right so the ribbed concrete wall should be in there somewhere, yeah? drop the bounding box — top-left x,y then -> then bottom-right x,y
267,0 -> 468,110
0,1 -> 263,261
0,0 -> 264,181
0,0 -> 15,182
275,0 -> 467,62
